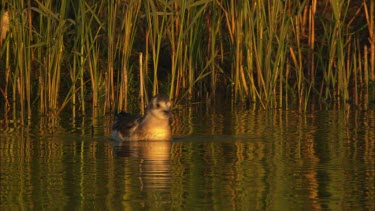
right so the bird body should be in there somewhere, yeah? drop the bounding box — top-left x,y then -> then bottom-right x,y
112,94 -> 172,141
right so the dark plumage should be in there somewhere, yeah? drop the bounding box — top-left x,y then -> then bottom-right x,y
111,94 -> 172,141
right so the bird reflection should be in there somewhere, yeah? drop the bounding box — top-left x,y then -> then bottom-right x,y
112,140 -> 171,191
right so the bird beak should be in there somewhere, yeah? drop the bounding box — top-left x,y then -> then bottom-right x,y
163,110 -> 171,116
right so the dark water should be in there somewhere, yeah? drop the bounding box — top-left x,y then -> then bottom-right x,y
1,104 -> 374,210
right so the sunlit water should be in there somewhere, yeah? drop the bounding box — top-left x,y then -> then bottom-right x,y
1,103 -> 374,210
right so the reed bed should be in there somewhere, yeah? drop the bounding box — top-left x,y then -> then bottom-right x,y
0,0 -> 374,120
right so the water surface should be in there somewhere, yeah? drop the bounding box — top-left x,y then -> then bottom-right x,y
1,104 -> 374,210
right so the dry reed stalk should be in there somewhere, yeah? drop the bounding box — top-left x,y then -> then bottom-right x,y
79,1 -> 86,115
71,57 -> 76,118
279,61 -> 282,108
140,53 -> 144,115
17,78 -> 24,124
240,65 -> 248,98
364,45 -> 369,89
370,0 -> 374,81
88,45 -> 100,109
309,0 -> 316,85
145,30 -> 150,81
354,41 -> 360,106
234,28 -> 242,100
0,25 -> 10,114
364,45 -> 369,110
106,0 -> 116,113
118,63 -> 128,112
344,41 -> 351,101
363,0 -> 374,81
285,59 -> 290,108
372,43 -> 375,81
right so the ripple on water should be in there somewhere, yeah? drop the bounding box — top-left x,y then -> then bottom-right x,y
1,107 -> 374,210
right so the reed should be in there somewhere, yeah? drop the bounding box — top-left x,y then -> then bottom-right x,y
0,0 -> 374,119
78,0 -> 86,115
169,0 -> 212,99
364,0 -> 374,82
117,0 -> 141,111
144,0 -> 167,97
9,1 -> 33,121
105,0 -> 116,113
83,1 -> 105,112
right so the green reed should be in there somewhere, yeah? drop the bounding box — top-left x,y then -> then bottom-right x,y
7,1 -> 33,121
118,0 -> 141,111
79,1 -> 105,114
166,0 -> 213,99
38,0 -> 71,116
105,0 -> 116,113
144,0 -> 166,97
0,0 -> 374,120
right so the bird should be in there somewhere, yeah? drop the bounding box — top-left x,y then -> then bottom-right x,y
111,94 -> 172,141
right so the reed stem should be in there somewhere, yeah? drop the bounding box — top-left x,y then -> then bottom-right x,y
0,0 -> 373,115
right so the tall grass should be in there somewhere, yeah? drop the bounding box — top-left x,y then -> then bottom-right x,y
0,0 -> 374,121
144,0 -> 166,97
117,0 -> 141,111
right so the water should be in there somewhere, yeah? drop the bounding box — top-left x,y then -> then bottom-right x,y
1,104 -> 374,210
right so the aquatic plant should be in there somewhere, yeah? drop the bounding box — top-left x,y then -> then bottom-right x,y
0,0 -> 374,121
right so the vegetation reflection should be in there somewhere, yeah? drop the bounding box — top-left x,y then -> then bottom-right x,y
1,105 -> 374,210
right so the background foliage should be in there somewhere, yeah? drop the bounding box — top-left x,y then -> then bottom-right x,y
0,0 -> 374,120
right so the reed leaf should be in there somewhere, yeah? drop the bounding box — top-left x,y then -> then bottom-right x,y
0,0 -> 374,117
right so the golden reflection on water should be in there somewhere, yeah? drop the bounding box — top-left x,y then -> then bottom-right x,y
0,105 -> 374,210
